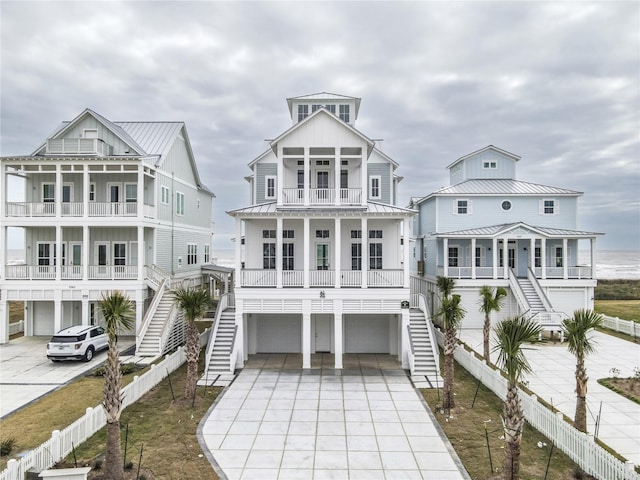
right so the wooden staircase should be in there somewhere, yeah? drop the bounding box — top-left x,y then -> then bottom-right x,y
203,308 -> 236,376
137,290 -> 175,357
408,308 -> 439,380
517,277 -> 546,314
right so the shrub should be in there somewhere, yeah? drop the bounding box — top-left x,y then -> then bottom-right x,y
0,437 -> 17,456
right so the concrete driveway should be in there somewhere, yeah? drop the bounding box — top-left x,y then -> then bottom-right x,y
0,335 -> 135,418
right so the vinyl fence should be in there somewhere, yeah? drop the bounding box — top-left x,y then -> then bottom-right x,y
8,321 -> 24,336
1,331 -> 209,480
601,315 -> 640,339
434,330 -> 640,480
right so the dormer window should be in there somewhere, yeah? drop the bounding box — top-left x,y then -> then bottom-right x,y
311,104 -> 322,112
297,105 -> 309,122
339,105 -> 350,122
325,105 -> 336,114
483,161 -> 497,169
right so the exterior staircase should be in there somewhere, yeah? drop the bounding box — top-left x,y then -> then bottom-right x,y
517,277 -> 546,315
408,308 -> 439,380
137,290 -> 175,357
203,308 -> 237,376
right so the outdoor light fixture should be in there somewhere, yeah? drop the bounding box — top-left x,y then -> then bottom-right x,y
319,290 -> 325,298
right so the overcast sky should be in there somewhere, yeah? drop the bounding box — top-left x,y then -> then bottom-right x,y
1,1 -> 638,252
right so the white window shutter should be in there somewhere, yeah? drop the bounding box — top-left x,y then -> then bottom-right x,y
555,200 -> 559,214
453,200 -> 458,215
468,200 -> 473,215
539,200 -> 543,214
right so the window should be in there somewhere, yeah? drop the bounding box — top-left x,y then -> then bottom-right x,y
38,243 -> 53,266
325,104 -> 336,114
187,244 -> 197,265
62,184 -> 72,203
176,192 -> 185,215
283,243 -> 294,270
265,176 -> 276,199
204,244 -> 210,264
125,184 -> 137,203
350,230 -> 361,239
535,247 -> 542,268
369,243 -> 382,270
297,169 -> 304,189
339,104 -> 350,122
448,247 -> 459,267
369,230 -> 383,239
43,184 -> 55,203
316,230 -> 329,238
369,176 -> 381,199
113,243 -> 126,266
501,200 -> 512,211
351,243 -> 362,270
483,161 -> 497,169
311,104 -> 322,112
297,104 -> 309,122
475,247 -> 483,267
555,247 -> 563,267
542,199 -> 556,214
262,229 -> 276,238
263,243 -> 276,269
89,183 -> 96,202
161,186 -> 170,205
283,229 -> 295,239
455,199 -> 470,214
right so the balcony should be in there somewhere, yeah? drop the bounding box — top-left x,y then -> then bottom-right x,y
5,265 -> 139,280
240,269 -> 403,287
436,265 -> 593,280
5,202 -> 139,217
281,188 -> 363,206
46,138 -> 111,156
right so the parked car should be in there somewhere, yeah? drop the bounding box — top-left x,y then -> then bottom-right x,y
46,325 -> 109,362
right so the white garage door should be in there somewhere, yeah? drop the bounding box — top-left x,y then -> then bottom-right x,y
33,302 -> 55,336
345,315 -> 389,353
257,315 -> 301,353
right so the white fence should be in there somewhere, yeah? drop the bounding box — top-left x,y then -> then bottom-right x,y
8,321 -> 24,336
434,330 -> 639,480
1,332 -> 208,480
601,315 -> 640,338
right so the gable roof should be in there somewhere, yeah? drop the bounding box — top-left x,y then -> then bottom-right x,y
436,222 -> 603,238
446,145 -> 521,170
286,92 -> 361,119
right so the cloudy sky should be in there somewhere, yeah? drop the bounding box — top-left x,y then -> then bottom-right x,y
1,1 -> 638,252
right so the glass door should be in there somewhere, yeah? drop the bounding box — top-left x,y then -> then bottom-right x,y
316,244 -> 330,270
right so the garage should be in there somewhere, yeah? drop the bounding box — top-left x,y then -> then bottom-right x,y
256,314 -> 301,353
32,301 -> 55,336
344,315 -> 390,353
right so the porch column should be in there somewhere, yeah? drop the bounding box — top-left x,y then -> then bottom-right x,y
137,226 -> 144,281
502,238 -> 509,279
361,217 -> 368,288
302,312 -> 311,369
137,164 -> 144,220
0,226 -> 6,280
403,218 -> 411,288
303,217 -> 310,288
334,302 -> 343,369
55,164 -> 62,219
303,147 -> 310,206
83,165 -> 89,218
541,238 -> 547,280
562,238 -> 568,279
82,225 -> 89,281
55,225 -> 62,281
492,238 -> 498,279
0,299 -> 7,344
443,238 -> 449,277
334,217 -> 341,288
590,238 -> 596,279
530,238 -> 536,276
276,217 -> 283,288
276,144 -> 283,205
471,238 -> 476,279
401,309 -> 410,369
135,289 -> 144,337
81,294 -> 89,326
234,217 -> 242,288
334,151 -> 341,206
54,293 -> 62,333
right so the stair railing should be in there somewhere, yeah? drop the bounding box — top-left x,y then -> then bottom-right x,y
158,302 -> 179,355
508,268 -> 531,315
228,325 -> 238,374
406,324 -> 415,374
204,293 -> 232,373
418,293 -> 440,372
146,264 -> 171,290
136,278 -> 167,351
527,267 -> 554,312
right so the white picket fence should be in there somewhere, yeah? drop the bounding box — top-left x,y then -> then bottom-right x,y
434,330 -> 640,480
1,331 -> 208,480
601,315 -> 640,338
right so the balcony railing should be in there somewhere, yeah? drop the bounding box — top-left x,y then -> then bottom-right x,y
46,138 -> 110,156
239,268 -> 403,287
5,265 -> 138,280
5,202 -> 56,216
5,202 -> 140,217
281,188 -> 363,206
437,265 -> 594,280
88,202 -> 137,216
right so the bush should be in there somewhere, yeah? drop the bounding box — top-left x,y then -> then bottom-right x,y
0,437 -> 17,456
92,363 -> 139,377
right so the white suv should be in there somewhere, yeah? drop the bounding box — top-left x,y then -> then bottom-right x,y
47,325 -> 109,362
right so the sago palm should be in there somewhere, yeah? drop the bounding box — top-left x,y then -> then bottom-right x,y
99,291 -> 135,480
493,316 -> 542,480
562,309 -> 603,433
437,293 -> 466,410
174,287 -> 213,399
478,285 -> 508,363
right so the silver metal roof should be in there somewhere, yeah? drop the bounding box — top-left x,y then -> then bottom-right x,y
228,202 -> 415,217
432,179 -> 582,196
437,222 -> 602,238
116,122 -> 183,156
446,145 -> 521,170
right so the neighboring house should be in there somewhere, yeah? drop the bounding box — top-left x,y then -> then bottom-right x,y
0,109 -> 215,355
204,93 -> 439,378
410,145 -> 602,331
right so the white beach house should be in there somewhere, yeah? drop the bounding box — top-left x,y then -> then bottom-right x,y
410,145 -> 603,333
0,108 -> 215,355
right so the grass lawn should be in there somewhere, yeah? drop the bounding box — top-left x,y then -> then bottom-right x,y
422,360 -> 582,480
594,300 -> 640,322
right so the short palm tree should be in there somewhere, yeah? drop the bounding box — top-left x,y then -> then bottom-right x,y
493,316 -> 542,480
99,291 -> 135,480
478,285 -> 508,363
436,275 -> 456,298
562,309 -> 603,433
174,287 -> 213,399
437,293 -> 466,409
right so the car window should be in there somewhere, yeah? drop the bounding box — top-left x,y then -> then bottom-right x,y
51,335 -> 83,343
96,327 -> 105,335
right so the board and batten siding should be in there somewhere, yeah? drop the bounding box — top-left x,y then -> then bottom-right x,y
449,150 -> 517,184
154,226 -> 210,275
156,133 -> 198,186
367,163 -> 391,204
256,163 -> 277,204
52,117 -> 133,155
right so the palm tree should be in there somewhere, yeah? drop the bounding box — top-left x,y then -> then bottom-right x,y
437,293 -> 466,410
174,287 -> 213,399
562,309 -> 603,433
493,316 -> 542,480
99,291 -> 135,480
478,285 -> 508,363
436,275 -> 456,298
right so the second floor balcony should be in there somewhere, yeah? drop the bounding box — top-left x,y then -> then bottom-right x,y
240,268 -> 404,288
5,202 -> 145,218
5,264 -> 139,280
436,265 -> 593,280
46,138 -> 111,156
281,188 -> 363,206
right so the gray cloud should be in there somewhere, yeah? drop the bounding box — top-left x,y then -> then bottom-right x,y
1,1 -> 638,250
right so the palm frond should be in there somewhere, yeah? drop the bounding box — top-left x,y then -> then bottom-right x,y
493,316 -> 543,384
562,309 -> 603,358
174,287 -> 213,324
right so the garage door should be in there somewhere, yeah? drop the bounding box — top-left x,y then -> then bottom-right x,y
345,315 -> 389,353
33,302 -> 55,336
257,315 -> 301,353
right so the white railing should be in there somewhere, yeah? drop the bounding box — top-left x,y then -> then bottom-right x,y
88,202 -> 137,216
527,268 -> 554,311
338,188 -> 362,205
475,267 -> 494,278
282,270 -> 304,286
9,320 -> 24,336
310,270 -> 335,287
1,332 -> 209,480
136,278 -> 167,352
5,265 -> 55,280
241,269 -> 277,287
61,203 -> 83,216
204,293 -> 231,373
5,202 -> 55,217
601,315 -> 640,338
341,270 -> 362,287
309,188 -> 335,205
143,203 -> 155,218
46,138 -> 110,156
368,269 -> 403,287
87,265 -> 137,280
282,188 -> 305,205
418,293 -> 440,372
281,188 -> 362,206
61,265 -> 83,280
406,324 -> 415,374
146,264 -> 171,289
159,303 -> 181,355
508,269 -> 530,314
433,331 -> 639,480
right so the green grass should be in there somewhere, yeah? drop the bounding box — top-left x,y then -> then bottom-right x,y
594,300 -> 640,322
595,279 -> 640,300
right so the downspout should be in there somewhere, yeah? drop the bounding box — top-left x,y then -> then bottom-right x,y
171,171 -> 174,276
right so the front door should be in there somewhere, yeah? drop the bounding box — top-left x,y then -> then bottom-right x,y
96,242 -> 109,277
315,315 -> 332,353
317,171 -> 329,200
316,243 -> 330,270
500,247 -> 517,270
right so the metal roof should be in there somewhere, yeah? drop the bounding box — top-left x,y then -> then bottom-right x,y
430,179 -> 582,196
436,222 -> 602,238
446,145 -> 521,170
116,122 -> 184,156
227,202 -> 415,217
286,92 -> 361,118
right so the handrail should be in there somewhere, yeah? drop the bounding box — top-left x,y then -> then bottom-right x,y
508,268 -> 531,315
158,303 -> 179,355
228,325 -> 238,374
204,293 -> 231,373
406,324 -> 415,374
136,278 -> 166,351
527,267 -> 554,311
147,264 -> 171,289
418,293 -> 440,372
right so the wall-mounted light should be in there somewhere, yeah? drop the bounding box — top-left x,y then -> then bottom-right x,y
523,247 -> 528,251
319,290 -> 325,298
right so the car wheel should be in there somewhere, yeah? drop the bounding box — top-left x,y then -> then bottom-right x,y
83,346 -> 95,362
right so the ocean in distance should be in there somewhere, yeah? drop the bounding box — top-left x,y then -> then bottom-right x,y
7,248 -> 639,280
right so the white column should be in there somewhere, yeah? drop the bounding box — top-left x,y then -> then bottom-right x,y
471,238 -> 476,280
361,154 -> 367,206
83,165 -> 89,218
562,238 -> 568,279
334,302 -> 343,369
0,226 -> 6,281
443,238 -> 449,277
492,238 -> 498,279
81,294 -> 89,326
55,225 -> 62,281
590,238 -> 596,279
277,145 -> 283,205
361,217 -> 367,288
137,164 -> 144,219
235,217 -> 242,288
135,289 -> 144,337
302,311 -> 311,369
82,225 -> 89,281
303,217 -> 310,288
334,152 -> 341,206
137,226 -> 144,281
502,238 -> 509,279
0,299 -> 7,344
55,164 -> 62,219
541,238 -> 547,280
303,147 -> 310,206
236,304 -> 245,366
276,217 -> 283,288
54,293 -> 62,333
530,238 -> 536,276
403,218 -> 410,288
334,217 -> 341,288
